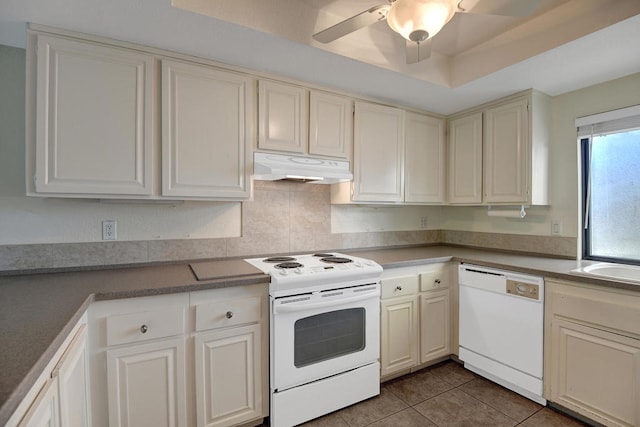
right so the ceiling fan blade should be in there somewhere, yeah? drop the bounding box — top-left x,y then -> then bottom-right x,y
458,0 -> 541,16
406,38 -> 432,64
313,4 -> 390,43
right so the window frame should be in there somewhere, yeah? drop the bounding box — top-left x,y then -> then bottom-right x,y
580,130 -> 640,266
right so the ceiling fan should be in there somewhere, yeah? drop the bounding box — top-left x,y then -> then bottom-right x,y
312,0 -> 541,64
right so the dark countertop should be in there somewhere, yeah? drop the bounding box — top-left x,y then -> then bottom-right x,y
0,244 -> 637,425
0,260 -> 267,426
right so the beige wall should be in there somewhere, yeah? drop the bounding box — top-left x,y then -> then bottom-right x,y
0,45 -> 243,244
441,72 -> 640,249
0,44 -> 438,247
1,42 -> 638,253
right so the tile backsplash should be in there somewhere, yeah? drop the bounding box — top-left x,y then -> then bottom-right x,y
0,181 -> 576,272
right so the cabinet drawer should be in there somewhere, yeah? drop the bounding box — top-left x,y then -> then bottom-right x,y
549,282 -> 640,338
418,264 -> 449,292
195,296 -> 262,332
381,275 -> 418,299
420,270 -> 448,292
106,307 -> 184,346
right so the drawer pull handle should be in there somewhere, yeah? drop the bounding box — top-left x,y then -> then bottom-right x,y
140,324 -> 148,334
225,311 -> 234,319
395,286 -> 402,291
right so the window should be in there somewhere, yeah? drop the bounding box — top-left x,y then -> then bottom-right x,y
579,106 -> 640,265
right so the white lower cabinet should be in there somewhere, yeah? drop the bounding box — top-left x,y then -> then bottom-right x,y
192,287 -> 266,427
107,338 -> 187,427
380,263 -> 451,379
89,294 -> 189,427
380,293 -> 419,377
545,280 -> 640,427
194,324 -> 262,427
419,289 -> 450,362
88,285 -> 267,427
18,378 -> 60,427
55,325 -> 90,426
9,319 -> 90,427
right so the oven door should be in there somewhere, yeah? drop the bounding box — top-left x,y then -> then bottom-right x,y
271,283 -> 380,391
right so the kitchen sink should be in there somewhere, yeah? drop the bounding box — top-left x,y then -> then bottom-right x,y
571,262 -> 640,284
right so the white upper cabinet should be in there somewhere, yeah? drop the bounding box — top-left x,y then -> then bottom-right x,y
258,80 -> 307,153
162,59 -> 252,199
29,34 -> 154,196
447,90 -> 550,206
483,91 -> 550,205
405,112 -> 446,204
258,80 -> 352,160
26,26 -> 255,201
447,112 -> 483,204
484,98 -> 529,203
351,101 -> 405,202
332,104 -> 445,205
309,91 -> 353,159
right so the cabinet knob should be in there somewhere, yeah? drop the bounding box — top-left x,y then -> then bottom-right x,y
140,324 -> 148,334
434,279 -> 441,286
225,311 -> 234,319
395,286 -> 403,291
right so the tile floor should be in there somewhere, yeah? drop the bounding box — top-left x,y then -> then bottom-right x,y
290,360 -> 589,427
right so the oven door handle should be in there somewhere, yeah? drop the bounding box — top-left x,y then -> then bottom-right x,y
273,290 -> 380,313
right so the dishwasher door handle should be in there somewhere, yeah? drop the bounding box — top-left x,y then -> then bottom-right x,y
461,267 -> 505,277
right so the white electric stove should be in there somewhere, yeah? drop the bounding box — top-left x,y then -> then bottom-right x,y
244,252 -> 382,427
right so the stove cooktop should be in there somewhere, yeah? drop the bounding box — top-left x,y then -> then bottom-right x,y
244,252 -> 382,296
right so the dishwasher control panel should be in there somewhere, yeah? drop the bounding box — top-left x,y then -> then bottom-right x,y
506,279 -> 539,300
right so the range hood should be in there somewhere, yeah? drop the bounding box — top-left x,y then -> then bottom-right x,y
253,152 -> 353,184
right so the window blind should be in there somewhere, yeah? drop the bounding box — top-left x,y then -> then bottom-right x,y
577,104 -> 640,137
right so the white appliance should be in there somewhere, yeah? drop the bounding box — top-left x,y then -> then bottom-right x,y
458,264 -> 546,405
245,253 -> 382,427
253,152 -> 353,184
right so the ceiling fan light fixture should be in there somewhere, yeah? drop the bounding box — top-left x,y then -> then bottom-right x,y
387,0 -> 456,42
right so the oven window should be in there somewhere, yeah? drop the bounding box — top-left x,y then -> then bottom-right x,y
294,308 -> 365,367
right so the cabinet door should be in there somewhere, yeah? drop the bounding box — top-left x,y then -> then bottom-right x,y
107,338 -> 186,427
405,113 -> 445,203
258,80 -> 307,153
420,290 -> 450,363
55,325 -> 90,427
194,324 -> 262,427
380,295 -> 419,377
550,319 -> 640,427
484,98 -> 529,203
18,378 -> 60,427
33,35 -> 153,196
353,102 -> 404,202
447,113 -> 482,204
308,91 -> 352,159
162,60 -> 252,198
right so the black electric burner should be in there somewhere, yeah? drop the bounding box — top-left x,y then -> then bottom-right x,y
264,256 -> 296,263
275,261 -> 304,269
320,256 -> 353,264
313,253 -> 335,258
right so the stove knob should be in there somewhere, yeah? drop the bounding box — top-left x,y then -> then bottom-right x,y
294,267 -> 303,274
279,269 -> 288,276
354,261 -> 363,268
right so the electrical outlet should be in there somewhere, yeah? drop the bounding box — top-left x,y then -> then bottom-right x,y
420,217 -> 428,229
551,220 -> 562,236
102,220 -> 117,240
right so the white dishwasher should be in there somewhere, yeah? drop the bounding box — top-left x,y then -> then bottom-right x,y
458,264 -> 546,405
